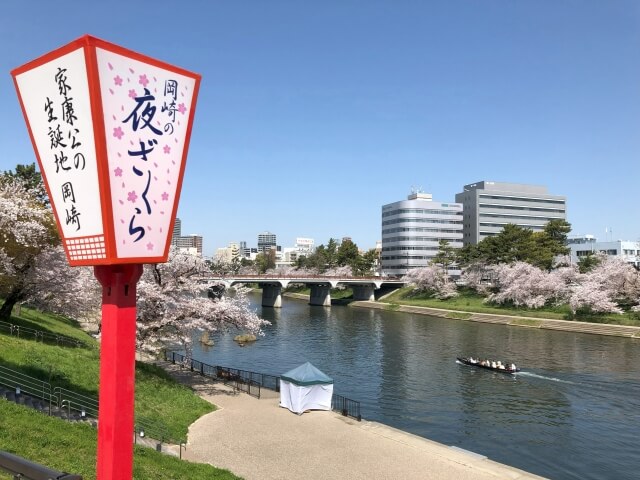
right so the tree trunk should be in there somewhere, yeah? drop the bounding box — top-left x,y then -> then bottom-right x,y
0,285 -> 25,321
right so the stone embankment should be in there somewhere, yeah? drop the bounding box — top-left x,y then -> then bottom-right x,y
351,301 -> 640,339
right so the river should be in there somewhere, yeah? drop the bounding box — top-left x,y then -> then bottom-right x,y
191,293 -> 640,480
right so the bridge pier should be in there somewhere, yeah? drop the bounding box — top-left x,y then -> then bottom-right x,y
262,283 -> 282,308
352,284 -> 375,301
309,284 -> 331,306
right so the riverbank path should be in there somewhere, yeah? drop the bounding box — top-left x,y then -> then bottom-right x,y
159,361 -> 546,480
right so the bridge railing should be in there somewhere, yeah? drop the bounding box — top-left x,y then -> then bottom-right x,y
210,274 -> 397,281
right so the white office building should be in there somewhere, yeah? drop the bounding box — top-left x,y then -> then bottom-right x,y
381,192 -> 463,276
455,181 -> 566,245
568,235 -> 640,268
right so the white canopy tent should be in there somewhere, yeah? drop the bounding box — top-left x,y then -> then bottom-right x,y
279,362 -> 334,415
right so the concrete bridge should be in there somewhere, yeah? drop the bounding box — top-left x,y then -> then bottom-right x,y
204,275 -> 405,308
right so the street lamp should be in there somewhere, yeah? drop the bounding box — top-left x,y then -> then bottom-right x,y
12,35 -> 200,480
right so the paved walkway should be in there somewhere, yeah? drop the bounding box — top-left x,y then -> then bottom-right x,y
161,362 -> 546,480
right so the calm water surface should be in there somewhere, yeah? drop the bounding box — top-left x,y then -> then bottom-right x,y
192,294 -> 640,480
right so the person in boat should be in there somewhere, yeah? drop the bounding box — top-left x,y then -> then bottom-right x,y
469,357 -> 477,364
498,361 -> 505,370
491,361 -> 497,368
510,363 -> 517,371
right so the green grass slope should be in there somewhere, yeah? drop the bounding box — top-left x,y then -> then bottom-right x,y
0,308 -> 237,479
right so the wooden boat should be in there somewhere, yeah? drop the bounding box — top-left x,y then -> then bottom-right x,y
456,357 -> 520,374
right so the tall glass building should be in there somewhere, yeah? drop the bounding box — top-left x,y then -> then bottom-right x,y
381,192 -> 463,276
455,181 -> 566,246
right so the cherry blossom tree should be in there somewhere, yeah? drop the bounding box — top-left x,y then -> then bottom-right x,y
20,246 -> 101,320
405,265 -> 458,299
136,249 -> 268,363
569,254 -> 640,314
323,265 -> 354,277
0,178 -> 57,319
487,261 -> 571,309
461,262 -> 496,295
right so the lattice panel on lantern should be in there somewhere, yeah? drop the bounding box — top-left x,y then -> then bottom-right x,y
66,235 -> 107,260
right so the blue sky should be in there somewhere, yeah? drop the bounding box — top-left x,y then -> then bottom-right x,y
2,1 -> 639,254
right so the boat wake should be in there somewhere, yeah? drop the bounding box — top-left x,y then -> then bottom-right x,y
517,371 -> 575,384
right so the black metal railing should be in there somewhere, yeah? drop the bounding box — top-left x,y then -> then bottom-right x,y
168,351 -> 262,398
165,350 -> 362,421
215,366 -> 262,398
0,450 -> 83,480
134,415 -> 172,444
331,393 -> 362,421
53,387 -> 98,419
0,363 -> 184,448
0,364 -> 55,413
0,320 -> 92,349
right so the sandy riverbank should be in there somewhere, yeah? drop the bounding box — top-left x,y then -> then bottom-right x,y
160,361 -> 545,480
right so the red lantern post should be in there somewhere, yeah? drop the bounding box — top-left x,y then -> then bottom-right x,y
12,35 -> 200,479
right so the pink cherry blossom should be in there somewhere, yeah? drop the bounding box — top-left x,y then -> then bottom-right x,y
114,75 -> 123,86
163,145 -> 171,154
128,89 -> 137,98
127,191 -> 138,203
113,126 -> 124,139
177,103 -> 187,114
146,242 -> 154,251
139,74 -> 149,87
114,167 -> 123,177
161,192 -> 169,201
136,250 -> 269,364
405,265 -> 458,299
486,262 -> 570,309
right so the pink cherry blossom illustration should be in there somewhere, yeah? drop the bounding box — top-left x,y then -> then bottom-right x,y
139,74 -> 149,87
163,145 -> 171,154
177,103 -> 187,114
128,89 -> 137,98
161,192 -> 169,201
127,191 -> 138,203
146,242 -> 154,251
114,75 -> 123,86
113,127 -> 124,139
114,167 -> 123,177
